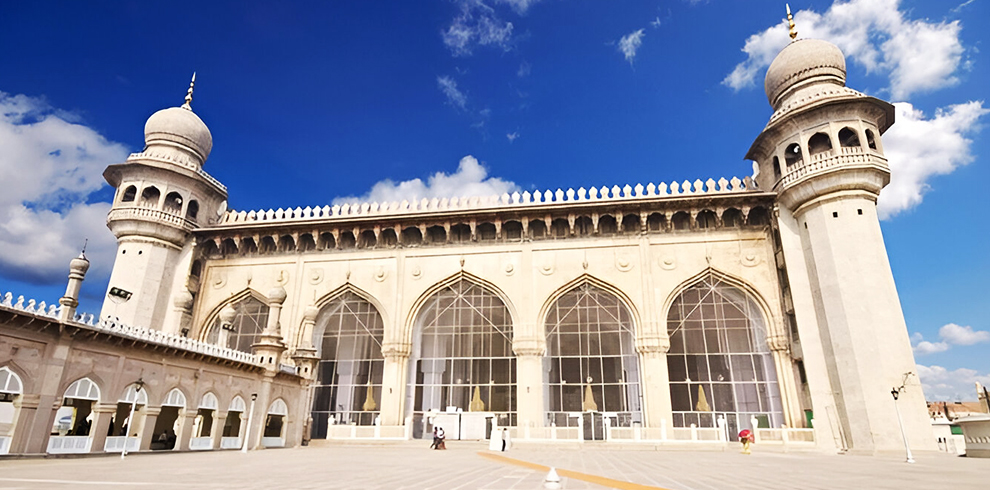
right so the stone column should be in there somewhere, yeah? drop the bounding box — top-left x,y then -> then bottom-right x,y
513,337 -> 545,433
636,335 -> 673,432
9,394 -> 40,454
252,286 -> 288,371
379,342 -> 411,426
58,252 -> 89,322
177,409 -> 197,451
138,407 -> 161,450
768,334 -> 801,428
211,411 -> 226,449
248,378 -> 274,450
88,402 -> 117,453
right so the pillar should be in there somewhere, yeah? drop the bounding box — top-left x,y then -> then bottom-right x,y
636,335 -> 673,432
138,407 -> 161,450
249,378 -> 274,450
58,252 -> 90,322
9,394 -> 40,454
88,402 -> 117,453
177,409 -> 197,451
768,334 -> 802,428
379,342 -> 410,426
513,338 -> 545,433
211,411 -> 226,449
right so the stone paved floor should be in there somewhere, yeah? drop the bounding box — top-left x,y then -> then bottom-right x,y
0,442 -> 987,489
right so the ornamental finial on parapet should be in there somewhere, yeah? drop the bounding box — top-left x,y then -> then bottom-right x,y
181,72 -> 196,110
786,4 -> 798,41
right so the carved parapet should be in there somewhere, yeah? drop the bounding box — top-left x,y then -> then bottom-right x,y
512,338 -> 546,357
635,335 -> 670,356
291,347 -> 320,380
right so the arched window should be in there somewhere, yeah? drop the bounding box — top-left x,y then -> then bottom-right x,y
357,230 -> 377,249
621,214 -> 640,234
258,236 -> 277,254
647,213 -> 666,232
139,186 -> 160,208
696,210 -> 717,229
151,388 -> 186,450
666,274 -> 783,438
748,207 -> 770,227
551,218 -> 569,238
319,233 -> 336,250
263,399 -> 288,447
598,215 -> 618,235
807,132 -> 833,156
671,212 -> 691,231
0,367 -> 23,448
772,157 -> 781,181
164,192 -> 183,214
503,221 -> 523,241
784,143 -> 803,167
52,378 -> 100,439
121,185 -> 137,203
450,224 -> 471,243
277,235 -> 295,253
207,295 -> 269,352
477,223 -> 497,241
0,367 -> 23,395
379,229 -> 398,248
186,200 -> 199,220
722,209 -> 743,228
338,231 -> 356,249
297,234 -> 317,252
311,292 -> 385,438
408,279 -> 515,437
529,220 -> 547,239
401,227 -> 422,246
838,127 -> 860,148
222,396 -> 246,443
574,216 -> 593,236
425,226 -> 446,244
865,129 -> 878,150
544,283 -> 641,428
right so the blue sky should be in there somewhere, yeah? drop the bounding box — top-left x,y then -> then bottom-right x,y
0,0 -> 987,400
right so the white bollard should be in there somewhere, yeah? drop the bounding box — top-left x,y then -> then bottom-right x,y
544,467 -> 562,490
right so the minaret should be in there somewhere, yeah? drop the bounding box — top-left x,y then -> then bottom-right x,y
746,12 -> 933,452
58,248 -> 90,322
100,74 -> 228,331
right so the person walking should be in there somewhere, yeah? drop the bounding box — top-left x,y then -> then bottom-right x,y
436,426 -> 446,450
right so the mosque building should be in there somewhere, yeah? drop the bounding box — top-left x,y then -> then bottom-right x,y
0,16 -> 935,455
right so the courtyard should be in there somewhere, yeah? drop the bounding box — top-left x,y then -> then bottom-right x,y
0,442 -> 986,490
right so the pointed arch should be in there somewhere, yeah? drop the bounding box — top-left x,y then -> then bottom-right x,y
0,363 -> 28,394
660,268 -> 775,330
196,288 -> 269,343
314,283 -> 390,338
228,395 -> 246,413
538,274 -> 642,335
0,366 -> 24,394
403,270 -> 517,343
118,382 -> 149,405
162,387 -> 188,408
199,392 -> 219,410
61,375 -> 104,402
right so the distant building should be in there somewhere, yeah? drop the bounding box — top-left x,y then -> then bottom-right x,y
1,29 -> 935,455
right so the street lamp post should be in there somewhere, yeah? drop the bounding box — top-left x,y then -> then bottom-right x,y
121,378 -> 144,460
242,393 -> 258,453
890,386 -> 915,464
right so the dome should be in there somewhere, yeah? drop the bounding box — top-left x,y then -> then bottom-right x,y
144,106 -> 213,163
764,39 -> 846,108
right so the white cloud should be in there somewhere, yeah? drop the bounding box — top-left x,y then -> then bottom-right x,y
333,155 -> 520,205
497,0 -> 541,14
878,101 -> 988,219
723,0 -> 965,100
0,91 -> 128,284
917,364 -> 990,401
650,17 -> 662,29
517,61 -> 531,78
437,76 -> 468,110
913,340 -> 950,355
506,132 -> 519,142
618,29 -> 646,65
939,323 -> 990,346
443,1 -> 515,57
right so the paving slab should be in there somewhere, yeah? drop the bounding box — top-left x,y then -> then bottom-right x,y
0,443 -> 986,489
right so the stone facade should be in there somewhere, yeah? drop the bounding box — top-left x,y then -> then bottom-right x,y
0,35 -> 935,455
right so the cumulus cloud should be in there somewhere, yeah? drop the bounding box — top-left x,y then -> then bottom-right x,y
723,0 -> 965,100
443,1 -> 515,57
497,0 -> 541,14
333,155 -> 520,205
911,323 -> 990,355
917,364 -> 990,401
878,101 -> 988,218
437,76 -> 468,110
618,29 -> 646,65
0,91 -> 128,285
939,323 -> 990,346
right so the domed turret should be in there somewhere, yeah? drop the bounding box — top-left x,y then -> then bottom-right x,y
764,38 -> 846,109
144,106 -> 213,163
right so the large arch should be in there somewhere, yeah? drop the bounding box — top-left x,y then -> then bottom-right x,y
663,269 -> 784,439
309,288 -> 386,438
200,289 -> 270,352
0,366 -> 24,454
542,279 -> 643,429
403,271 -> 518,345
404,275 -> 516,438
538,274 -> 643,335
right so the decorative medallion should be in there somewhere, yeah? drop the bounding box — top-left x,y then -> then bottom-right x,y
276,270 -> 290,286
615,253 -> 633,272
308,268 -> 324,285
659,256 -> 676,271
411,265 -> 422,279
741,253 -> 760,268
504,263 -> 515,276
374,266 -> 388,282
212,270 -> 227,289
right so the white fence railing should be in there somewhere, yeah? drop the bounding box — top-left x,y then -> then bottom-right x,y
103,436 -> 140,453
220,436 -> 241,449
261,437 -> 284,448
189,437 -> 213,450
47,436 -> 92,454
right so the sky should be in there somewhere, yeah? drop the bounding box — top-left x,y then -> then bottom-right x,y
0,0 -> 987,401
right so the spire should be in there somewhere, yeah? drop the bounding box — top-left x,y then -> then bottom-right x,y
786,4 -> 798,41
181,72 -> 196,110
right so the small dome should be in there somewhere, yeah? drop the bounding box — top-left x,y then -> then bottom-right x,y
144,107 -> 213,163
302,305 -> 319,323
69,252 -> 90,274
267,285 -> 287,305
765,39 -> 846,108
219,303 -> 238,325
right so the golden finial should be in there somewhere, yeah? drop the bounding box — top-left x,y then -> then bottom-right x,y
786,4 -> 798,41
181,72 -> 196,110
